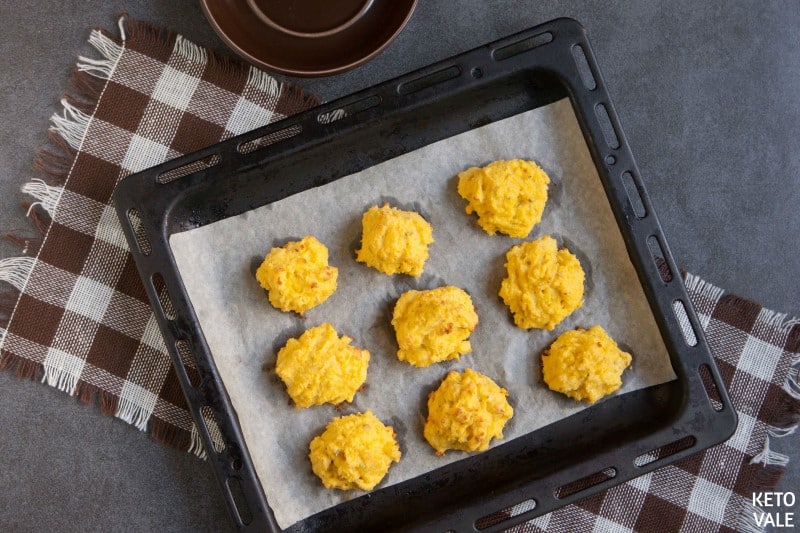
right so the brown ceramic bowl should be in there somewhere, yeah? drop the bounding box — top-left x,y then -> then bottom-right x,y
200,0 -> 417,77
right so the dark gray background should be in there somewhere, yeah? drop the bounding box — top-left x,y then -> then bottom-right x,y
1,1 -> 797,531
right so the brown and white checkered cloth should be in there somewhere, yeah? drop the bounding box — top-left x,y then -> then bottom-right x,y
0,17 -> 797,532
0,17 -> 317,454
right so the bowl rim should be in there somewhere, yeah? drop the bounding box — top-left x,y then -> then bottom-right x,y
200,0 -> 417,77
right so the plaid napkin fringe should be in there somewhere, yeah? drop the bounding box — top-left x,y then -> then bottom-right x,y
0,15 -> 318,455
0,18 -> 190,448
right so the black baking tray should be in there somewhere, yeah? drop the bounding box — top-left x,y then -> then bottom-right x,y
114,18 -> 737,532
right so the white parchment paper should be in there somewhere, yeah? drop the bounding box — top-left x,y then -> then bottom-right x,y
170,98 -> 676,529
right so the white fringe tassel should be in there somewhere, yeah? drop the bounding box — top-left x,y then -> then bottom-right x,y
115,398 -> 152,431
77,28 -> 124,79
247,65 -> 280,97
738,499 -> 768,533
683,271 -> 725,302
767,424 -> 797,438
174,35 -> 207,64
189,424 -> 208,459
757,308 -> 800,335
682,272 -> 724,330
786,362 -> 800,400
21,179 -> 63,218
49,99 -> 92,152
117,16 -> 126,41
42,364 -> 80,395
0,256 -> 35,292
750,435 -> 790,467
0,225 -> 36,352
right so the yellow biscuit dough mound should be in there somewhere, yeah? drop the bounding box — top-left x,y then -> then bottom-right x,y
457,159 -> 550,238
392,286 -> 479,367
255,235 -> 338,315
276,323 -> 370,408
542,326 -> 632,403
424,369 -> 513,456
309,411 -> 401,491
355,203 -> 434,277
499,236 -> 585,330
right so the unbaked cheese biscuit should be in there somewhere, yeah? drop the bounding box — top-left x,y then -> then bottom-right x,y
276,323 -> 369,408
423,369 -> 513,456
355,203 -> 434,277
541,326 -> 632,403
499,236 -> 585,330
309,411 -> 401,491
457,159 -> 550,238
255,235 -> 338,315
392,286 -> 479,367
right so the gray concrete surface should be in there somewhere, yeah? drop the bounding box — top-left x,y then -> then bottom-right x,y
1,1 -> 798,531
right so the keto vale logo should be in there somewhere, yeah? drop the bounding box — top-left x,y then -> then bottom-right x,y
752,491 -> 796,528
